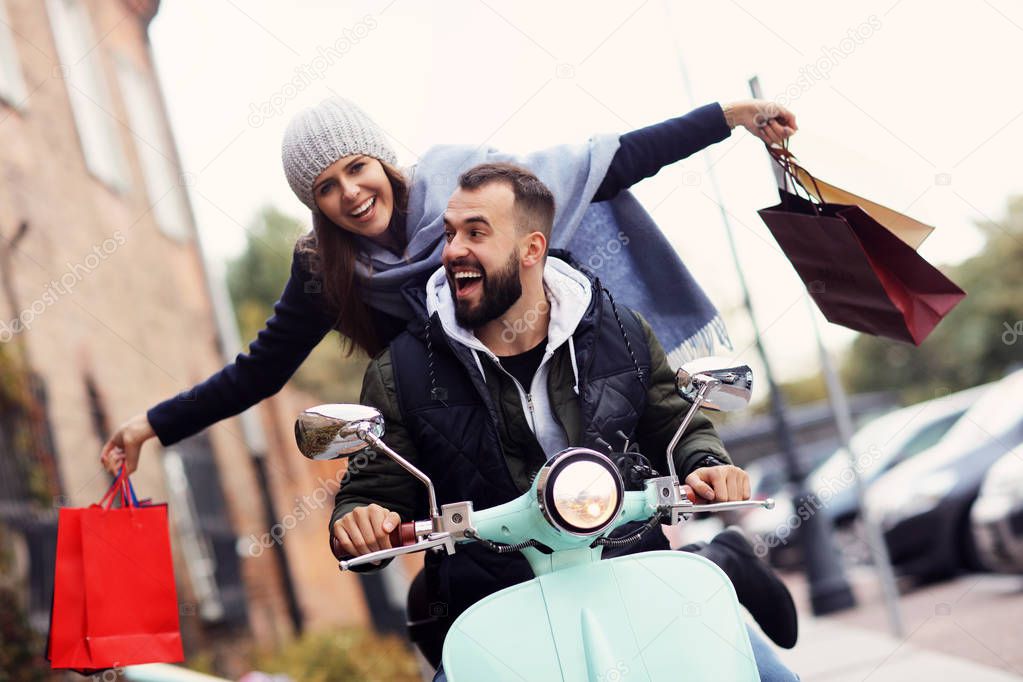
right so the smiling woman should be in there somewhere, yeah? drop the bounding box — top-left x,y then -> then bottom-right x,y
100,94 -> 798,478
312,155 -> 396,240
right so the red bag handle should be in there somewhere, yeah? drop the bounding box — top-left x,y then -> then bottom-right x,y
98,465 -> 141,509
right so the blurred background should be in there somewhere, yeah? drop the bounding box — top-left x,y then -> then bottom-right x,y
1,0 -> 1021,680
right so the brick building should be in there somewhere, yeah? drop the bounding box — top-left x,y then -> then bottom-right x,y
0,0 -> 391,675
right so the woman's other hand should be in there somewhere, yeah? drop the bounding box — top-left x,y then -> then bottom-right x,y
723,99 -> 798,146
101,412 -> 156,474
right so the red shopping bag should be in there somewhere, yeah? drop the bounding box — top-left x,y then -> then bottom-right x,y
48,468 -> 183,672
756,145 -> 965,344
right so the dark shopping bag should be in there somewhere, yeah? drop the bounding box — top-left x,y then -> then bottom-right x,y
47,467 -> 183,672
756,145 -> 965,344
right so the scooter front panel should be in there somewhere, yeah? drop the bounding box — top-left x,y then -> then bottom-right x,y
442,578 -> 564,681
442,550 -> 760,681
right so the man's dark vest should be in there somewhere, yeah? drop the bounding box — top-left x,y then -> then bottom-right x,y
388,274 -> 659,626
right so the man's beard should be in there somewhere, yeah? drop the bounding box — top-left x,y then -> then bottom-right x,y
450,251 -> 522,329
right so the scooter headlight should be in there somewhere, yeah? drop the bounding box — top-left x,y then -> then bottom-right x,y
536,448 -> 624,536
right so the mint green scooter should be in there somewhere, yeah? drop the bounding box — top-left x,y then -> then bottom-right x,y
295,357 -> 774,681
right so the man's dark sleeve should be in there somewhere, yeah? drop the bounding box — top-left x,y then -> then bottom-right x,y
632,314 -> 732,480
147,244 -> 335,445
594,102 -> 732,202
326,350 -> 426,573
329,350 -> 425,536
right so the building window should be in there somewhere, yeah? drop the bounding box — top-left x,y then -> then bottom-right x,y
46,0 -> 130,192
0,0 -> 28,107
116,56 -> 193,241
0,367 -> 60,633
83,373 -> 110,442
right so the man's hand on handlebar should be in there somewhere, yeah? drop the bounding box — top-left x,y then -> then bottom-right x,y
333,503 -> 402,558
685,465 -> 751,503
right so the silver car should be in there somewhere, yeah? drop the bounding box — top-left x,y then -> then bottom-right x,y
971,449 -> 1023,572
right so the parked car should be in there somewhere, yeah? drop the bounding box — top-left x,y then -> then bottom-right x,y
809,384 -> 988,525
743,454 -> 790,499
866,369 -> 1023,579
970,449 -> 1023,572
739,385 -> 985,567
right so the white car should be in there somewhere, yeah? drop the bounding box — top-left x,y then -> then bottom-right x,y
741,384 -> 988,567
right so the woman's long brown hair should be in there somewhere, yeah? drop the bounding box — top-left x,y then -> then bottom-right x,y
295,161 -> 409,357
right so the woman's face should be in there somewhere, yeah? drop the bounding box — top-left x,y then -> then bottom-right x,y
312,155 -> 394,239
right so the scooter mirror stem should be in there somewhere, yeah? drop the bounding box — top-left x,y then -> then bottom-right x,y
357,426 -> 442,523
665,380 -> 717,482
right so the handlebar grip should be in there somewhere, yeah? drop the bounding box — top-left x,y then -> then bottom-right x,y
330,521 -> 418,561
391,521 -> 417,547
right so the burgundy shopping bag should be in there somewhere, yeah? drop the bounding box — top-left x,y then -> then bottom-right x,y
756,147 -> 965,344
48,469 -> 183,672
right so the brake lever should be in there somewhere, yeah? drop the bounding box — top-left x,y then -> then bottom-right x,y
338,533 -> 456,572
688,498 -> 775,514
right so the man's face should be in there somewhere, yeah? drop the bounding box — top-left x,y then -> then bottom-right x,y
442,184 -> 524,329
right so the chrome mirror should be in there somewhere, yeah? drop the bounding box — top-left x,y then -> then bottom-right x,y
294,404 -> 384,460
294,403 -> 442,524
664,357 -> 754,484
675,357 -> 753,412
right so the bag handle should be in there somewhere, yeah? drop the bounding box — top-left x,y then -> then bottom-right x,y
767,140 -> 825,215
98,465 -> 141,509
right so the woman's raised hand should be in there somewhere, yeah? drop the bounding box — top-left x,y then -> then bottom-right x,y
722,99 -> 798,146
100,412 -> 156,475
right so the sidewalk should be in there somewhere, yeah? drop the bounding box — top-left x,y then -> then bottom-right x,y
773,567 -> 1023,681
774,616 -> 1022,681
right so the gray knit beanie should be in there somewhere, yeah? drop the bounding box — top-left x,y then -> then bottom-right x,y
281,97 -> 398,211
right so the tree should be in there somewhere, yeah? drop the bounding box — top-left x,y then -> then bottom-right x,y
225,207 -> 368,404
842,195 -> 1023,401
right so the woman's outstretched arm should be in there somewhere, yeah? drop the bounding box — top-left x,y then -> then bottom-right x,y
593,99 -> 797,201
101,244 -> 335,473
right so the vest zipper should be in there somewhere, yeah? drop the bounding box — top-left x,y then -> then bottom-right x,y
486,349 -> 549,437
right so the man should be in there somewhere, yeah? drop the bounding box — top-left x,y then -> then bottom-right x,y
331,163 -> 797,680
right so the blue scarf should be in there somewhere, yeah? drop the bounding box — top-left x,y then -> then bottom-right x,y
355,136 -> 730,363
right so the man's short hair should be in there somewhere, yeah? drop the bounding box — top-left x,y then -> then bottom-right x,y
458,162 -> 556,240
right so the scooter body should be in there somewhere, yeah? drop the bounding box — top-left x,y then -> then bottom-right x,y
443,531 -> 757,681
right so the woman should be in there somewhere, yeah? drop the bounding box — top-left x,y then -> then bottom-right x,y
100,96 -> 796,474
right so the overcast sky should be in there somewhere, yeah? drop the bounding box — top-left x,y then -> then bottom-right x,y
148,0 -> 1023,390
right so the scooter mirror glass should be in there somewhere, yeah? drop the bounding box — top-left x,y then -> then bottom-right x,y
675,357 -> 753,412
294,404 -> 385,460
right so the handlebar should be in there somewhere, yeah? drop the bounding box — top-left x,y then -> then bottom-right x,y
336,533 -> 456,571
330,521 -> 420,562
330,498 -> 775,570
